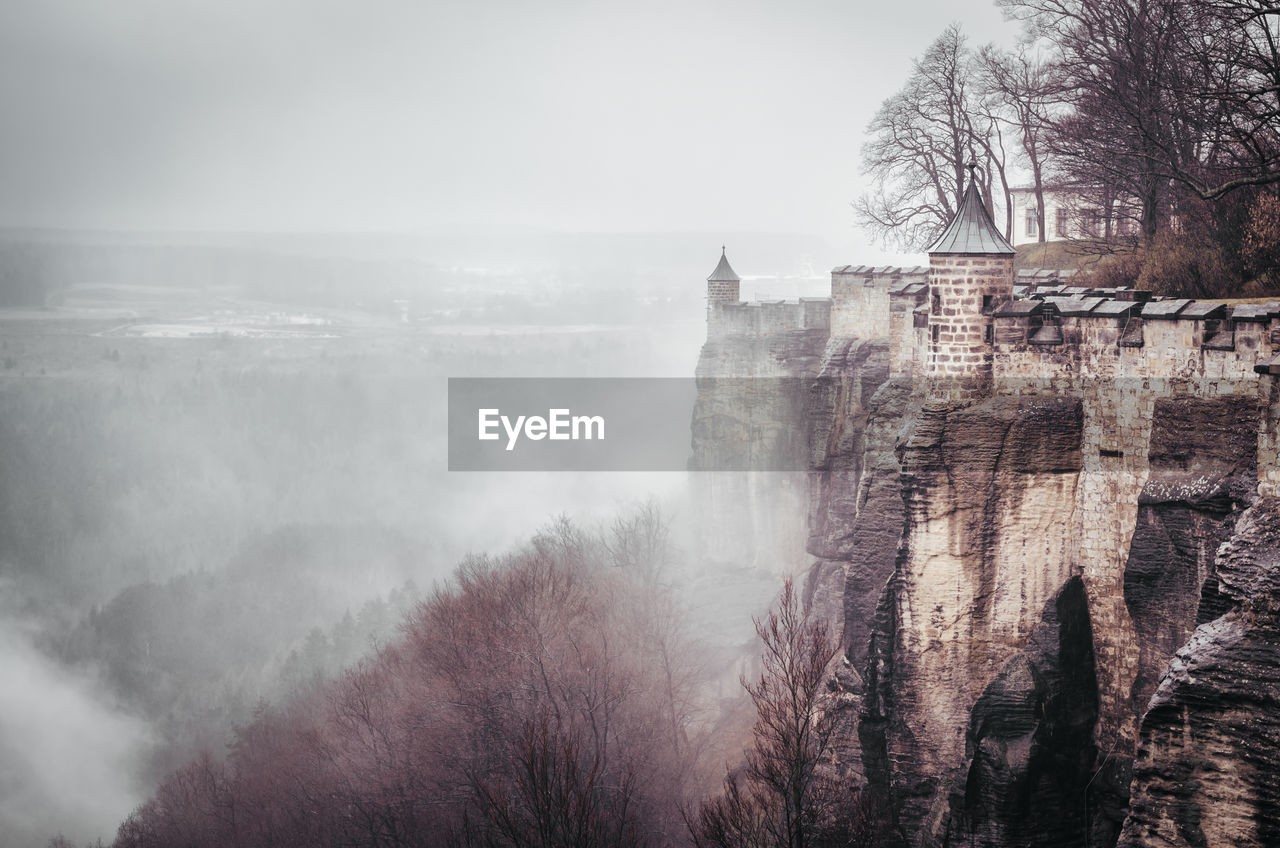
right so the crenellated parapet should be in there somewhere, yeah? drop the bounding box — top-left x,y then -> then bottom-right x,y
703,243 -> 1280,401
705,264 -> 933,342
990,293 -> 1280,394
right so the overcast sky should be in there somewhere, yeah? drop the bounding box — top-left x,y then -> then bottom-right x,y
0,1 -> 1019,252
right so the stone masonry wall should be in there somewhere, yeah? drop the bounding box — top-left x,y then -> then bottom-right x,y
831,267 -> 925,341
925,255 -> 1011,376
888,291 -> 927,378
709,299 -> 831,338
707,278 -> 739,305
994,315 -> 1267,391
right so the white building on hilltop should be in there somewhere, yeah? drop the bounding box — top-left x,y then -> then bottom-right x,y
1008,185 -> 1139,246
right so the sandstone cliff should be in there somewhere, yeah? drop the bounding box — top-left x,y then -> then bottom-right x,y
854,385 -> 1264,848
1119,499 -> 1280,848
803,337 -> 906,782
693,309 -> 1279,848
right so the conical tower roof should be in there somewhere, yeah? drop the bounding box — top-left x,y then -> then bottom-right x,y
927,166 -> 1016,256
707,246 -> 740,282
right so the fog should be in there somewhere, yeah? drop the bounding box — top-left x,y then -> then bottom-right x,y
0,1 -> 1023,845
0,1 -> 1015,248
0,614 -> 150,848
0,235 -> 766,846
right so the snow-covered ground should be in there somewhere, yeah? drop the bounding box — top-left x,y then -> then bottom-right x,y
98,316 -> 339,339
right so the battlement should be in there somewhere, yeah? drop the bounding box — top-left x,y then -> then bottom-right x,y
883,275 -> 1280,391
701,237 -> 1280,409
708,297 -> 832,336
989,291 -> 1280,392
830,265 -> 928,340
705,249 -> 1280,393
707,264 -> 922,340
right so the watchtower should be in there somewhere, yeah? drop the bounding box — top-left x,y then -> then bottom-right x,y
925,165 -> 1016,399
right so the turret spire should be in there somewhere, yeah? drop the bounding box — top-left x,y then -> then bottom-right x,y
927,164 -> 1015,255
707,246 -> 740,283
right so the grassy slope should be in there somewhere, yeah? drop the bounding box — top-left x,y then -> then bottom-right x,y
1014,239 -> 1107,272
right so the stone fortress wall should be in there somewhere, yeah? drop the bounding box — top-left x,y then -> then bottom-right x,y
707,255 -> 1280,506
708,262 -> 1280,393
708,296 -> 832,338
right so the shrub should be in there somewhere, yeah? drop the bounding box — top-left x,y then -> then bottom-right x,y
1242,192 -> 1280,291
1136,230 -> 1236,299
1081,250 -> 1143,291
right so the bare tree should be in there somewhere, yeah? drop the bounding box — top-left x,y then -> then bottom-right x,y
856,24 -> 1008,249
1065,0 -> 1190,238
607,498 -> 675,583
998,0 -> 1280,241
459,715 -> 646,848
114,515 -> 706,848
1186,1 -> 1280,200
690,579 -> 855,848
977,45 -> 1061,242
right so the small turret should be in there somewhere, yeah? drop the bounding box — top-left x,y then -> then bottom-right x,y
925,164 -> 1015,399
707,246 -> 740,311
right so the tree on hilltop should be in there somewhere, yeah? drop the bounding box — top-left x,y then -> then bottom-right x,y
993,0 -> 1280,293
857,25 -> 1006,251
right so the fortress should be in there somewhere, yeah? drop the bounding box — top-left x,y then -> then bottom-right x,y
703,171 -> 1280,492
692,170 -> 1280,847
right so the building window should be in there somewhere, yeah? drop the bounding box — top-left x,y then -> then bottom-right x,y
1082,209 -> 1102,238
1055,207 -> 1069,238
932,290 -> 941,315
981,295 -> 994,315
1025,208 -> 1038,238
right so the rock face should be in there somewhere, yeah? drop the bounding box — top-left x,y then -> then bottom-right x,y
690,327 -> 827,571
805,338 -> 900,651
1126,395 -> 1258,723
802,338 -> 906,782
860,394 -> 1090,846
851,384 -> 1275,848
693,312 -> 1280,848
947,575 -> 1099,848
1119,500 -> 1280,848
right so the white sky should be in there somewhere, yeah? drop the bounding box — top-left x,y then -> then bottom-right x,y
0,0 -> 1020,256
